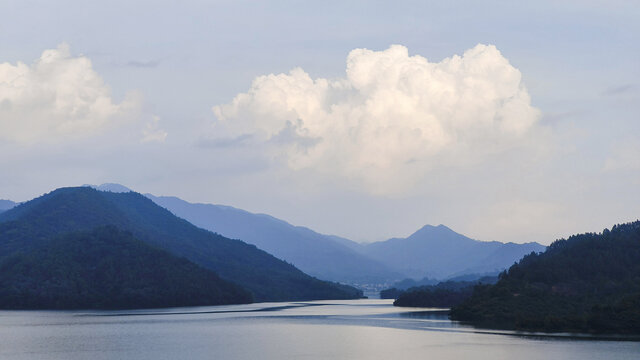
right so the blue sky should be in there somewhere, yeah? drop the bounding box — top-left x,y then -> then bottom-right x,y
1,1 -> 638,244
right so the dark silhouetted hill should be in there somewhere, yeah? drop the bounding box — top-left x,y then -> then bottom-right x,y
384,277 -> 439,291
0,226 -> 252,309
450,221 -> 640,334
382,276 -> 497,305
0,187 -> 362,302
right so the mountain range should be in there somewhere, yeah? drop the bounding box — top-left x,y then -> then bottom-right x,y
358,224 -> 546,279
0,187 -> 362,306
98,184 -> 544,283
3,183 -> 547,293
146,194 -> 403,284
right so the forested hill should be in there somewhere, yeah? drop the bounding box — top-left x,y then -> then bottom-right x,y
385,276 -> 498,307
0,187 -> 363,302
0,226 -> 253,309
450,221 -> 640,334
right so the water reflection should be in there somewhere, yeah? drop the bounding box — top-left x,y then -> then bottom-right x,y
396,306 -> 640,342
0,300 -> 638,360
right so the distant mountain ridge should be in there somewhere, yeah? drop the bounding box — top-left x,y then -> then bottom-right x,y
85,183 -> 545,284
145,194 -> 402,284
0,187 -> 362,302
88,184 -> 403,284
359,224 -> 545,279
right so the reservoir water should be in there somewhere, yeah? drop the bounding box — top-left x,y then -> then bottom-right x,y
1,299 -> 638,359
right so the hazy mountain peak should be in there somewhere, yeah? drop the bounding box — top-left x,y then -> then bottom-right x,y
413,223 -> 454,233
363,223 -> 546,279
408,224 -> 475,244
416,224 -> 454,234
416,224 -> 437,231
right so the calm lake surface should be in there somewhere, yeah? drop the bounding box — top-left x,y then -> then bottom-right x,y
1,299 -> 638,359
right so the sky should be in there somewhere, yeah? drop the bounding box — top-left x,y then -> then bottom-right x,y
1,1 -> 639,244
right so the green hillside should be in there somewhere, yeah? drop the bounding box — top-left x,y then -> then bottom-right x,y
0,187 -> 362,302
450,221 -> 640,334
0,226 -> 252,309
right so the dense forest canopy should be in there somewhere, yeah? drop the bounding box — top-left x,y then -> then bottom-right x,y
0,187 -> 362,305
450,221 -> 640,334
0,226 -> 253,309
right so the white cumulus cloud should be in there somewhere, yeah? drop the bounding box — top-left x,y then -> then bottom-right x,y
212,44 -> 540,194
0,43 -> 162,144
